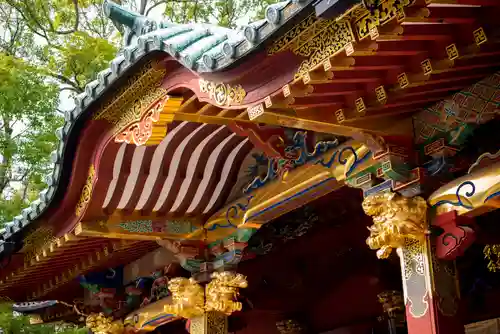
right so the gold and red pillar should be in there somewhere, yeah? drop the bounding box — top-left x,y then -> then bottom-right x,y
362,192 -> 464,334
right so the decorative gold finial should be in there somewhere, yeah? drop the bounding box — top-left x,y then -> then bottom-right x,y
362,192 -> 427,259
205,271 -> 248,315
85,313 -> 124,334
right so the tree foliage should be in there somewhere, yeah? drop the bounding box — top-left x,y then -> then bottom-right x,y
0,54 -> 61,225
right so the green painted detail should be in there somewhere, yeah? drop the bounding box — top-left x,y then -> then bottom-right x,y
236,228 -> 257,243
119,220 -> 153,233
166,220 -> 192,234
186,35 -> 228,62
381,161 -> 411,182
105,1 -> 141,30
166,30 -> 212,55
183,258 -> 203,272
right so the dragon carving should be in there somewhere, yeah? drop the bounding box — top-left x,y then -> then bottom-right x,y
362,192 -> 428,259
205,271 -> 248,315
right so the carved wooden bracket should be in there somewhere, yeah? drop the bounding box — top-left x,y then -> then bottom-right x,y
433,210 -> 476,260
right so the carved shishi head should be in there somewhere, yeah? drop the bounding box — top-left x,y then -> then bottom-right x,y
362,192 -> 428,259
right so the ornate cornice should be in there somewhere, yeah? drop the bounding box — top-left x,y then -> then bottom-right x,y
362,191 -> 427,259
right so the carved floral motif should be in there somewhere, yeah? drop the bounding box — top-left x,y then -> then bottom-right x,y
362,192 -> 427,259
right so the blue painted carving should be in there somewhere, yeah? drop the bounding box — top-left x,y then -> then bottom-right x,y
485,191 -> 500,203
245,132 -> 339,193
218,195 -> 254,230
433,181 -> 476,210
315,145 -> 372,177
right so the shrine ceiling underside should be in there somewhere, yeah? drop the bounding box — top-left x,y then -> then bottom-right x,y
1,0 -> 500,304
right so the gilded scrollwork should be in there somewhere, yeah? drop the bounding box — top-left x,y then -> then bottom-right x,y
205,271 -> 248,315
75,165 -> 96,217
267,14 -> 328,55
294,20 -> 355,79
93,61 -> 167,135
190,312 -> 228,334
114,94 -> 169,146
484,245 -> 500,272
354,0 -> 416,40
199,79 -> 246,106
362,192 -> 428,259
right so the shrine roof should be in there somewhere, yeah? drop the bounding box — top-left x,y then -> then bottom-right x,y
0,0 -> 316,252
104,0 -> 314,73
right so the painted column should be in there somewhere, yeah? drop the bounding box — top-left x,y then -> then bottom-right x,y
362,192 -> 463,334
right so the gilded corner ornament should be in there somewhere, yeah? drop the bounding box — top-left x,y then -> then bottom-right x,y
362,192 -> 428,259
86,313 -> 124,334
199,79 -> 246,106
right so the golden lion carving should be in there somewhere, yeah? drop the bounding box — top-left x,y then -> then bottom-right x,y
205,271 -> 248,315
362,192 -> 427,259
164,277 -> 205,318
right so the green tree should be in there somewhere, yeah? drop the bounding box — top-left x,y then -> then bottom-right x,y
0,54 -> 62,225
0,303 -> 87,333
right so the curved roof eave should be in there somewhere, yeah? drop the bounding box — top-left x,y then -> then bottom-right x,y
0,0 -> 315,253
